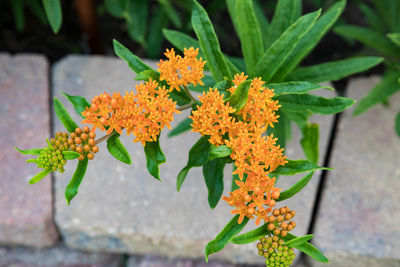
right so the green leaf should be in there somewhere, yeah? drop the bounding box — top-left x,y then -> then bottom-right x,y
226,0 -> 240,36
104,0 -> 125,18
177,137 -> 211,191
163,29 -> 203,57
65,158 -> 89,205
272,159 -> 331,176
277,171 -> 314,201
15,147 -> 43,155
354,70 -> 400,115
301,123 -> 319,164
144,139 -> 166,181
277,94 -> 355,115
62,92 -> 91,118
230,223 -> 269,244
205,215 -> 249,262
113,39 -> 152,74
209,145 -> 232,161
169,89 -> 192,106
396,111 -> 400,137
253,0 -> 269,48
107,134 -> 132,165
125,0 -> 148,44
203,158 -> 225,209
285,234 -> 314,248
62,151 -> 80,160
359,2 -> 386,33
158,0 -> 181,28
271,81 -> 333,96
334,25 -> 400,57
54,97 -> 78,133
272,1 -> 346,82
191,0 -> 231,81
236,0 -> 264,75
283,109 -> 309,131
285,233 -> 329,263
168,117 -> 193,137
254,10 -> 321,82
10,0 -> 24,32
267,110 -> 290,149
388,33 -> 400,47
287,57 -> 384,83
263,0 -> 304,48
26,159 -> 38,163
228,80 -> 252,112
42,0 -> 62,33
147,7 -> 168,58
29,168 -> 52,184
135,70 -> 160,82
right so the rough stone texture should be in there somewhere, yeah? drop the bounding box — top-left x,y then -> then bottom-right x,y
0,245 -> 123,267
0,54 -> 58,247
312,76 -> 400,267
52,55 -> 334,264
128,255 -> 236,267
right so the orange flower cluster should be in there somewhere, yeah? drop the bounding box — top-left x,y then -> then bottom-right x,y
157,47 -> 206,91
190,88 -> 236,145
191,73 -> 287,224
82,80 -> 179,145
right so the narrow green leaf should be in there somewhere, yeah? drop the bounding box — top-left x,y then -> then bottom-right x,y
277,171 -> 314,201
226,0 -> 240,36
267,110 -> 290,149
264,0 -> 304,48
228,80 -> 252,112
104,0 -> 125,18
283,109 -> 309,131
334,25 -> 400,57
125,0 -> 148,44
158,0 -> 181,28
168,117 -> 193,137
62,151 -> 80,160
287,57 -> 384,83
230,223 -> 269,244
113,39 -> 152,74
388,33 -> 400,47
209,145 -> 232,161
285,233 -> 329,263
107,134 -> 132,165
205,215 -> 249,262
285,234 -> 314,248
163,29 -> 203,57
396,111 -> 400,137
354,70 -> 400,115
147,7 -> 168,59
26,159 -> 38,163
236,0 -> 263,75
301,123 -> 319,164
271,81 -> 333,97
144,139 -> 166,181
273,1 -> 346,82
359,2 -> 386,33
62,92 -> 90,118
177,137 -> 211,191
272,159 -> 331,176
134,70 -> 160,82
42,0 -> 62,33
191,0 -> 231,81
169,88 -> 192,106
65,158 -> 89,205
203,158 -> 225,209
277,94 -> 355,115
54,97 -> 78,133
253,0 -> 269,48
254,10 -> 321,82
15,147 -> 42,155
46,138 -> 53,148
10,0 -> 24,32
29,168 -> 52,184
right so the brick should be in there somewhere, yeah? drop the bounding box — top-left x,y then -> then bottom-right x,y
0,54 -> 58,247
312,76 -> 400,266
52,56 -> 334,264
0,245 -> 123,267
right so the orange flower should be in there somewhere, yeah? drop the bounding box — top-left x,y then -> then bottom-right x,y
157,47 -> 206,91
82,79 -> 180,145
190,88 -> 236,145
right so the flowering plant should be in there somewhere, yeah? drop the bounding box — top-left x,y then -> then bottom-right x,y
15,0 -> 383,266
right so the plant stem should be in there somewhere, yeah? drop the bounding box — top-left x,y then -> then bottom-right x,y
183,85 -> 197,102
177,102 -> 195,111
95,131 -> 116,144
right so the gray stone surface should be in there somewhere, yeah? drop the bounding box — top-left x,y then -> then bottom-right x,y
312,76 -> 400,267
0,245 -> 123,267
128,255 -> 236,267
0,54 -> 58,247
52,55 -> 335,264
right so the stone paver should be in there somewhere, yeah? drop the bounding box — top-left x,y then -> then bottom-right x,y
128,255 -> 236,267
312,76 -> 400,266
0,245 -> 123,267
52,55 -> 335,264
0,54 -> 58,247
